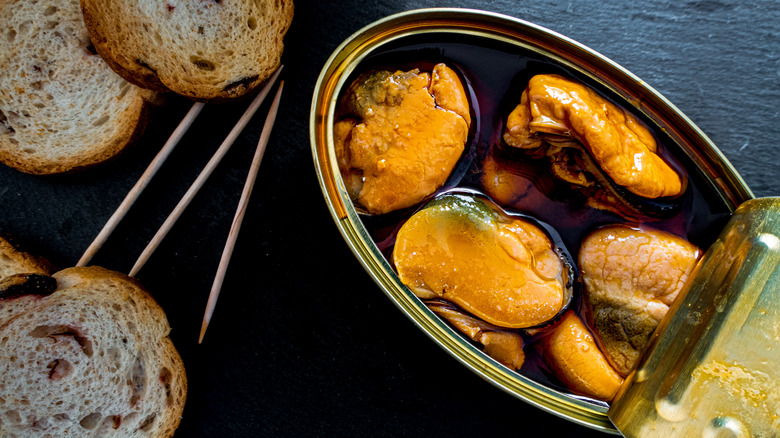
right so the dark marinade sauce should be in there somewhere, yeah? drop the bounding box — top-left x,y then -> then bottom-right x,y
343,32 -> 732,405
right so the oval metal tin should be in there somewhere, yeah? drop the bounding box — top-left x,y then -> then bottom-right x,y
310,8 -> 753,433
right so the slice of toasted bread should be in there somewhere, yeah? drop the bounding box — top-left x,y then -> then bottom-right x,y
0,0 -> 155,175
0,266 -> 186,438
81,0 -> 293,101
0,235 -> 54,280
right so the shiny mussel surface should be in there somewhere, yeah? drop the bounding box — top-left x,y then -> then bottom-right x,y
334,64 -> 471,215
578,224 -> 701,377
503,74 -> 685,219
393,193 -> 572,329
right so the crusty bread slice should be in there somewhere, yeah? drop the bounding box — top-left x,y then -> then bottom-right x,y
0,0 -> 155,175
0,235 -> 54,280
0,266 -> 186,438
81,0 -> 293,101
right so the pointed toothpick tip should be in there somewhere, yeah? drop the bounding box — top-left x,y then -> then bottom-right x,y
198,80 -> 284,345
198,320 -> 208,344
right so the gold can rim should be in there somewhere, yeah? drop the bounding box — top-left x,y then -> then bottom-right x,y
309,8 -> 753,433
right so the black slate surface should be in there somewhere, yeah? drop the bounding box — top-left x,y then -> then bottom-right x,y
2,0 -> 779,436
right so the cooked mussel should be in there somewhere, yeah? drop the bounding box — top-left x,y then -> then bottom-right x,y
540,311 -> 624,401
426,299 -> 525,370
393,193 -> 572,329
503,74 -> 685,219
578,225 -> 701,376
334,64 -> 471,215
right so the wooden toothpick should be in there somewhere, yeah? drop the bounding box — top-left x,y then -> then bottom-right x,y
129,67 -> 283,277
199,82 -> 284,344
77,101 -> 206,267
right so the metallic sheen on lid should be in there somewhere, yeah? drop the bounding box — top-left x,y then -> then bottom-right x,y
609,197 -> 780,436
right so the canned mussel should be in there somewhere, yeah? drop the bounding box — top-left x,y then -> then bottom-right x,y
311,9 -> 771,434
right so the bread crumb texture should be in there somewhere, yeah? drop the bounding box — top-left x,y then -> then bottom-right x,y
81,0 -> 294,101
0,0 -> 154,174
0,267 -> 186,438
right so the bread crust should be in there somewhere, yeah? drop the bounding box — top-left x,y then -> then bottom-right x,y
0,235 -> 54,280
0,0 -> 156,175
81,25 -> 171,94
80,0 -> 294,102
0,266 -> 187,437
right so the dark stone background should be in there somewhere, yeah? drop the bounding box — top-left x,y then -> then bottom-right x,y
2,1 -> 778,436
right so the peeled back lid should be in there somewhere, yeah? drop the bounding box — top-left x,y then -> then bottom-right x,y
608,197 -> 780,437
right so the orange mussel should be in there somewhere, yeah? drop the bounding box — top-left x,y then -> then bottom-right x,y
578,225 -> 701,376
503,74 -> 685,218
427,300 -> 526,370
541,311 -> 624,401
393,193 -> 571,329
334,64 -> 471,215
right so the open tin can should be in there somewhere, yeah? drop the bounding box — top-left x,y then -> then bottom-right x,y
310,8 -> 778,435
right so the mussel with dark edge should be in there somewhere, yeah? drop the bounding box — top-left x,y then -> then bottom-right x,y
502,74 -> 686,219
334,64 -> 472,215
393,192 -> 574,330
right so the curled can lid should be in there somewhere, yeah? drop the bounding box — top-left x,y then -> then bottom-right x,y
609,197 -> 780,437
